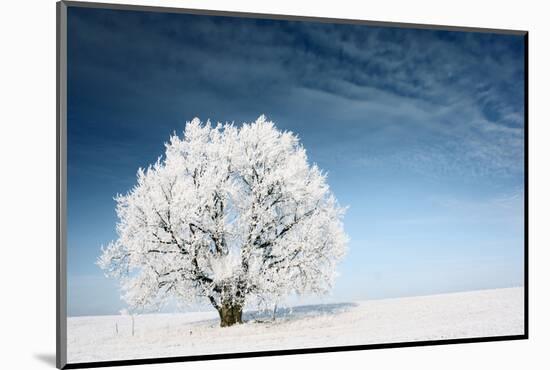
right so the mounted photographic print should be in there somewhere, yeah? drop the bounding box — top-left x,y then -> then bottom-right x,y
56,1 -> 528,368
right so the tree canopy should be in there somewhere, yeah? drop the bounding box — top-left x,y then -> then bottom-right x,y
98,116 -> 348,326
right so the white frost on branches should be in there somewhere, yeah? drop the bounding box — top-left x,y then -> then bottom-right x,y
98,115 -> 348,314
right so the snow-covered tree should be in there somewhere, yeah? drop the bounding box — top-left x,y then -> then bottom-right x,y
98,116 -> 348,327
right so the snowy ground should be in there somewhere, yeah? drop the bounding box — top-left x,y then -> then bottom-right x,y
67,287 -> 524,363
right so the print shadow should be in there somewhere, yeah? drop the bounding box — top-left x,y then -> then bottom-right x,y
33,353 -> 56,366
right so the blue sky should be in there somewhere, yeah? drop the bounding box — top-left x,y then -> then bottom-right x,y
66,7 -> 525,316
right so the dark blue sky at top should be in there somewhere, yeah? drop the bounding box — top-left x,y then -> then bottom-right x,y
66,6 -> 525,316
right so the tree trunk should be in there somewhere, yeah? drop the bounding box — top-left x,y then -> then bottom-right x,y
217,303 -> 243,327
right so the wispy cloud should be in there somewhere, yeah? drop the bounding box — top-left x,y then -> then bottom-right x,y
68,8 -> 524,183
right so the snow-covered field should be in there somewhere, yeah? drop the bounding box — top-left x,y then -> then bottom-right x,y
67,287 -> 524,363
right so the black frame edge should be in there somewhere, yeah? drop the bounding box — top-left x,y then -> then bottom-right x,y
57,1 -> 68,369
523,32 -> 529,339
62,0 -> 527,35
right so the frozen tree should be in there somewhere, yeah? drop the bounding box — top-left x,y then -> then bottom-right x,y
98,116 -> 348,327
